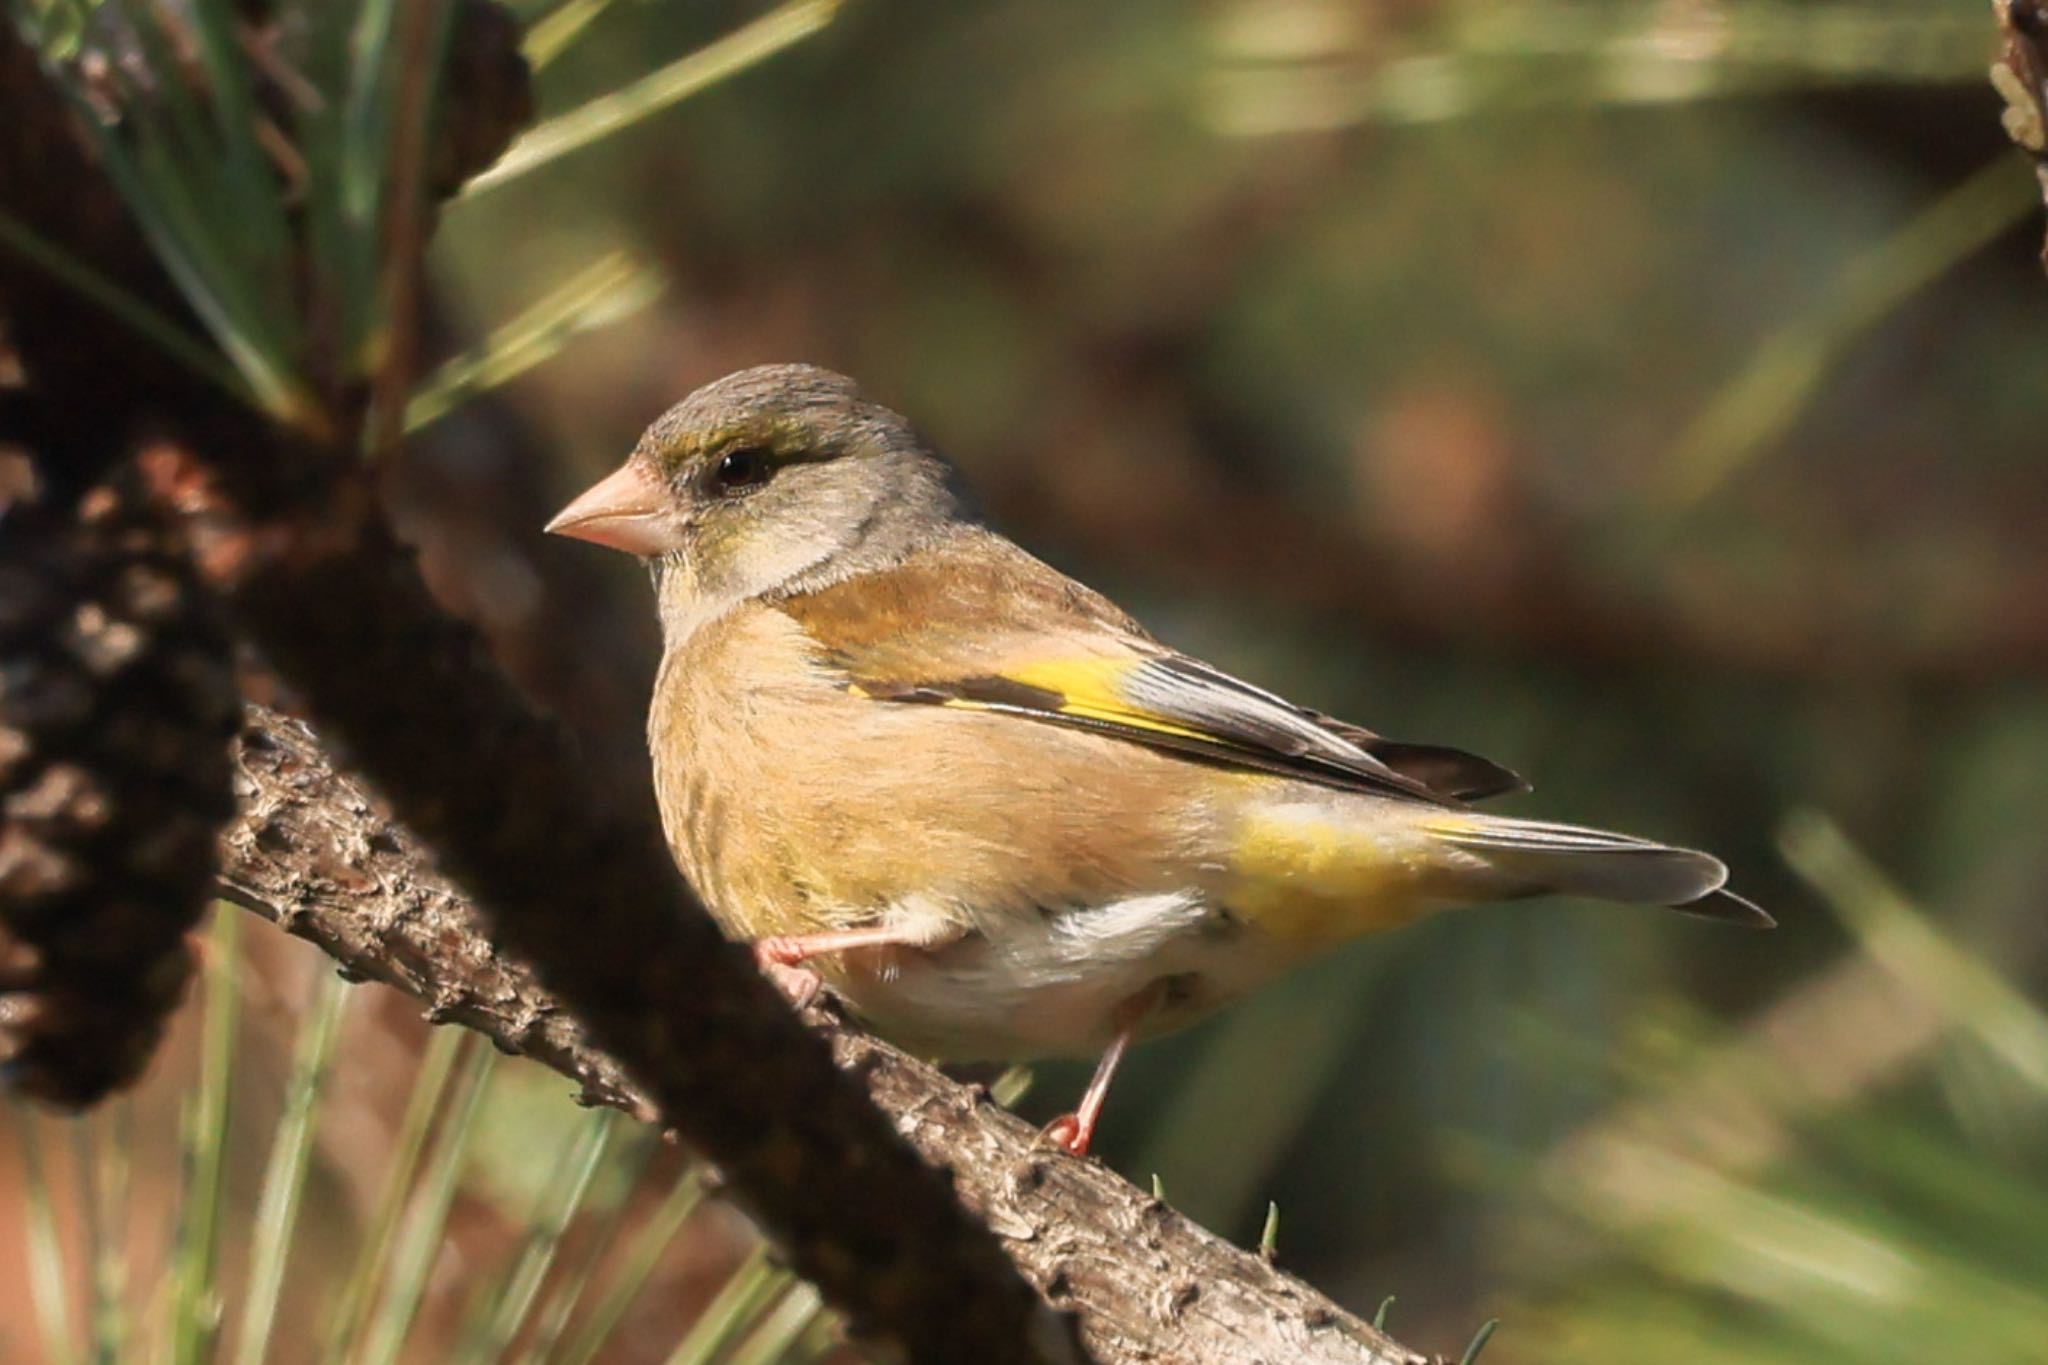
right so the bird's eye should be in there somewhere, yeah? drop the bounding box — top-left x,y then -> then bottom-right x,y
709,446 -> 773,495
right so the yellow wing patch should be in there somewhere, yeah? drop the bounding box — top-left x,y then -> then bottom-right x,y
848,656 -> 1210,737
996,657 -> 1218,744
844,653 -> 1454,803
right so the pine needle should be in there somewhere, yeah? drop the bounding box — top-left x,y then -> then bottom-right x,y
18,1109 -> 79,1365
81,1 -> 314,426
465,0 -> 842,197
989,1065 -> 1034,1109
551,1167 -> 707,1365
1781,811 -> 2048,1089
319,1025 -> 468,1363
404,252 -> 665,432
663,1243 -> 786,1365
1662,159 -> 2037,510
452,1108 -> 618,1365
355,1038 -> 497,1365
168,907 -> 243,1365
725,1279 -> 824,1365
233,968 -> 351,1365
84,1105 -> 136,1364
514,1139 -> 656,1365
0,211 -> 254,404
523,0 -> 622,72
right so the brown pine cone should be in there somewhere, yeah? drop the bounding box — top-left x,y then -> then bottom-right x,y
0,465 -> 239,1107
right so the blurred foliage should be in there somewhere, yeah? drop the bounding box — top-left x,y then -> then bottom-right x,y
5,914 -> 835,1365
6,0 -> 2048,1361
435,1 -> 2045,1358
16,0 -> 454,432
1507,816 -> 2048,1364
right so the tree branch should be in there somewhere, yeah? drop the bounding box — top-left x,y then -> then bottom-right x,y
0,18 -> 1063,1362
6,15 -> 1432,1361
1996,1 -> 2048,269
221,702 -> 1436,1365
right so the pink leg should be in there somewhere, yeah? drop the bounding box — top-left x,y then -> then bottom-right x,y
1041,984 -> 1165,1158
753,926 -> 932,1009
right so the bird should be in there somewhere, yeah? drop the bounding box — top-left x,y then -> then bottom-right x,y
546,364 -> 1770,1157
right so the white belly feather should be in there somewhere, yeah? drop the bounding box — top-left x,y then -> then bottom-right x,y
827,891 -> 1301,1061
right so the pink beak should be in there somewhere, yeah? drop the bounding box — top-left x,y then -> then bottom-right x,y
545,461 -> 681,556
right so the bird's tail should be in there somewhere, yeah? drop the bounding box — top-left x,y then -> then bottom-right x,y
1423,814 -> 1774,927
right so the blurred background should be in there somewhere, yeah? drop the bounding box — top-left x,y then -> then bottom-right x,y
7,1 -> 2047,1361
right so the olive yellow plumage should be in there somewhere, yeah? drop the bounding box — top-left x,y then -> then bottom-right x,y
547,364 -> 1768,1155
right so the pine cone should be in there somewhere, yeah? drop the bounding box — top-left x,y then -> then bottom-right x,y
0,466 -> 239,1107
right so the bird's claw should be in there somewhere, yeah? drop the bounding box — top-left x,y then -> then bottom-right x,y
1039,1113 -> 1093,1157
752,938 -> 823,1010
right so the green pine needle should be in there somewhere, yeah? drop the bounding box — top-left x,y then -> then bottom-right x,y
1458,1318 -> 1500,1365
1780,811 -> 2048,1088
725,1279 -> 825,1365
321,1024 -> 467,1362
71,1118 -> 128,1365
1209,7 -> 1990,135
356,1037 -> 497,1365
34,0 -> 463,431
465,0 -> 842,198
989,1065 -> 1034,1108
233,968 -> 352,1365
0,210 -> 258,406
663,1243 -> 787,1365
553,1167 -> 707,1365
514,1138 -> 656,1365
523,0 -> 622,71
404,252 -> 665,432
452,1108 -> 619,1365
1258,1201 -> 1280,1263
168,906 -> 243,1365
18,1109 -> 78,1365
1662,159 -> 2037,511
1373,1295 -> 1396,1331
330,0 -> 404,374
83,1105 -> 136,1365
81,2 -> 312,424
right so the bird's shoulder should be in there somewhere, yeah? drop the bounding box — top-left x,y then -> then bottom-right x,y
770,527 -> 1150,682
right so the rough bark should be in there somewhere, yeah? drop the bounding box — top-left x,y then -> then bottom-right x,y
1,19 -> 1065,1363
1996,0 -> 2048,268
221,703 -> 1436,1365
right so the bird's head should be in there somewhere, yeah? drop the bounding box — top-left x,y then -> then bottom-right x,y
547,364 -> 966,639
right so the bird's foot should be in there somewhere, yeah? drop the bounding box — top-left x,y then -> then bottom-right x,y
752,938 -> 824,1010
1039,1113 -> 1095,1158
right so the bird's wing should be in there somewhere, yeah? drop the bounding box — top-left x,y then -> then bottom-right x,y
775,532 -> 1524,806
1294,710 -> 1527,802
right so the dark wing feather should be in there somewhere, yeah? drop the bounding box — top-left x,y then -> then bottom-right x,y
865,656 -> 1464,806
1305,716 -> 1528,802
780,530 -> 1522,808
